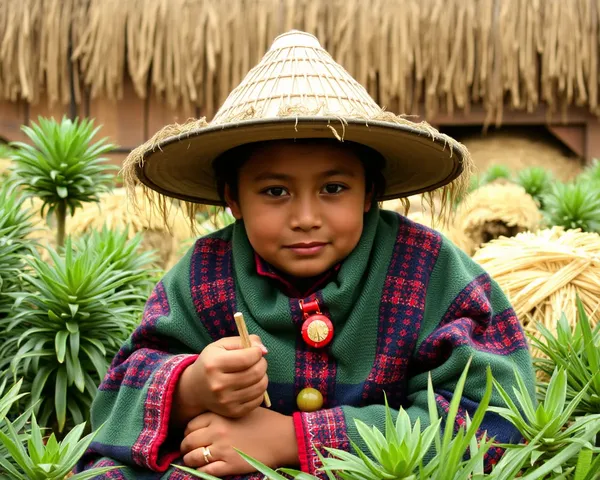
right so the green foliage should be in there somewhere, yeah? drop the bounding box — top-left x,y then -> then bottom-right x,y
0,379 -> 119,479
73,226 -> 160,304
541,180 -> 600,232
529,299 -> 600,416
9,116 -> 117,246
516,167 -> 554,208
0,183 -> 36,320
0,238 -> 147,432
480,165 -> 513,185
578,159 -> 600,186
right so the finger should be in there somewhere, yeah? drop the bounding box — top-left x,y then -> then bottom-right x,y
215,335 -> 267,354
198,460 -> 233,478
184,413 -> 212,437
182,444 -> 216,468
180,429 -> 210,456
214,347 -> 265,373
224,358 -> 267,390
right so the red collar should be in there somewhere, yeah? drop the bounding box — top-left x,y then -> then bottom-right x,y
254,253 -> 340,298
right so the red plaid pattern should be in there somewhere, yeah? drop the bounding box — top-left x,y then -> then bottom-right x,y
132,354 -> 197,471
101,282 -> 171,391
362,220 -> 442,405
294,407 -> 349,478
416,274 -> 528,367
190,238 -> 238,340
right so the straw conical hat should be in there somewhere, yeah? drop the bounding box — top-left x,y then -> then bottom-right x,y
126,30 -> 472,206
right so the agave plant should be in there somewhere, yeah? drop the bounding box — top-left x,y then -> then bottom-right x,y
542,180 -> 600,232
73,226 -> 160,304
9,116 -> 117,247
2,238 -> 147,432
515,167 -> 554,208
489,367 -> 600,477
0,413 -> 119,479
529,299 -> 600,416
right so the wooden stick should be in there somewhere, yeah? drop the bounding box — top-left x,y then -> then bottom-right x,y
233,312 -> 272,408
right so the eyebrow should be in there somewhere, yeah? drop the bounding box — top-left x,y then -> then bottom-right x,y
252,168 -> 356,183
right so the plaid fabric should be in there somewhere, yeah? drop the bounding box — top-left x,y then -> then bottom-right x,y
80,210 -> 535,479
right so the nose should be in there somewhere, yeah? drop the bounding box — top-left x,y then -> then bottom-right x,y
290,194 -> 322,231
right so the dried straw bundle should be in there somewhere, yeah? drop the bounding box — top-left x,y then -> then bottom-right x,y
473,227 -> 600,342
454,183 -> 543,255
462,130 -> 583,182
66,187 -> 196,268
1,0 -> 600,123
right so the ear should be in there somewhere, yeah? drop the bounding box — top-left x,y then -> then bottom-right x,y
364,188 -> 373,213
224,184 -> 243,219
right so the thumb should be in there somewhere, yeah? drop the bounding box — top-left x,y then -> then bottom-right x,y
213,336 -> 268,354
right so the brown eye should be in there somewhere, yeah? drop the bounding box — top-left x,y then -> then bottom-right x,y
264,187 -> 288,197
322,184 -> 345,194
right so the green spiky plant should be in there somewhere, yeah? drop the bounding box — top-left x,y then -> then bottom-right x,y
529,299 -> 600,416
9,116 -> 117,247
489,367 -> 600,477
0,183 -> 36,321
0,238 -> 147,433
73,226 -> 160,305
541,180 -> 600,232
0,378 -> 120,479
515,167 -> 554,208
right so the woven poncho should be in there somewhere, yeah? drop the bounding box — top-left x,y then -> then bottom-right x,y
78,208 -> 535,479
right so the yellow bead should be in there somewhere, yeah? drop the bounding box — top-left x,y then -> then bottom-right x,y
296,388 -> 324,412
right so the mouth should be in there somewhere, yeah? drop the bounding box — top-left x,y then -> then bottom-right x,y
284,242 -> 328,255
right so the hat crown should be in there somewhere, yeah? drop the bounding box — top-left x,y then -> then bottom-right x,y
211,29 -> 382,123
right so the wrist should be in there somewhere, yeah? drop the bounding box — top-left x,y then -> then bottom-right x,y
171,364 -> 206,429
276,414 -> 299,467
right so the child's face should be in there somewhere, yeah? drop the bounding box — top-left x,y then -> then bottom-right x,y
226,142 -> 372,278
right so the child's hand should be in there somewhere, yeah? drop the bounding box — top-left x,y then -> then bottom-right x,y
181,335 -> 269,419
180,408 -> 298,477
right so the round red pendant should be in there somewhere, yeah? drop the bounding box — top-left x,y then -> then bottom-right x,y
301,314 -> 334,348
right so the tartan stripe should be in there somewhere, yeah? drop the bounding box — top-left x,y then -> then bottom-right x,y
190,238 -> 238,340
101,281 -> 171,391
416,274 -> 528,366
295,407 -> 349,478
361,219 -> 442,405
78,457 -> 127,479
132,354 -> 197,470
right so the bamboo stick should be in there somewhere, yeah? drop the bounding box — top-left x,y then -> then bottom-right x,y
233,312 -> 272,408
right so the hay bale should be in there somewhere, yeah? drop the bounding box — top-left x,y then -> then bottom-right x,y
66,187 -> 195,268
473,227 -> 600,349
461,129 -> 583,182
454,183 -> 543,255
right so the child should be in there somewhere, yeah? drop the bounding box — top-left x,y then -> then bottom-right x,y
79,31 -> 535,479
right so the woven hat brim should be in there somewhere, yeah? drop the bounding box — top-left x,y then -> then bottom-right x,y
135,117 -> 467,206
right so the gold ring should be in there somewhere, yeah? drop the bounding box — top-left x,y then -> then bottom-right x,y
202,446 -> 212,464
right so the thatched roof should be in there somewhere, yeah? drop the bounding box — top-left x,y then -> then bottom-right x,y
0,0 -> 598,123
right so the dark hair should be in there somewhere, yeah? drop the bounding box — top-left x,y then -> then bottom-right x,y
212,138 -> 386,204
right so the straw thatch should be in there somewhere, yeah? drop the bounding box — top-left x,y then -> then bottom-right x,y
1,0 -> 600,123
461,129 -> 583,182
473,227 -> 600,346
454,183 -> 543,255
